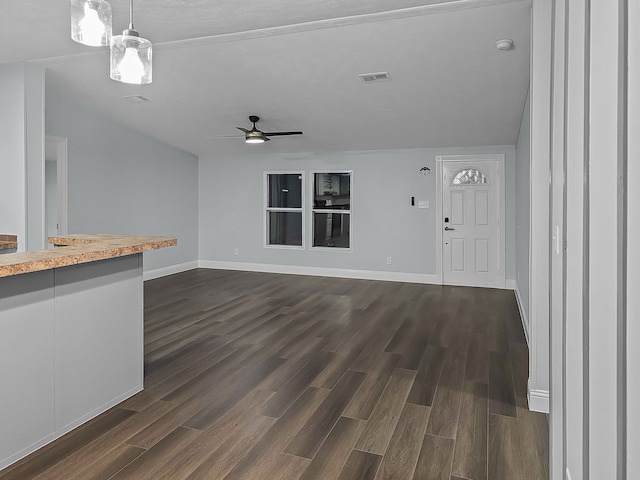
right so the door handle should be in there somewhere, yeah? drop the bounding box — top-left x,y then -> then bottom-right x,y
444,226 -> 455,231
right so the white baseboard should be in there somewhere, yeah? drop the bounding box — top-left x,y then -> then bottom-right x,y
514,281 -> 530,346
528,382 -> 550,413
198,260 -> 441,285
443,278 -> 515,290
140,260 -> 518,288
143,261 -> 199,281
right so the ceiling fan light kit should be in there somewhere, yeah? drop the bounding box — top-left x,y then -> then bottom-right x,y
70,0 -> 112,47
245,131 -> 267,144
71,0 -> 152,85
236,115 -> 302,144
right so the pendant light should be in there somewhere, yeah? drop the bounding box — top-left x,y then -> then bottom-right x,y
110,0 -> 152,85
70,0 -> 112,47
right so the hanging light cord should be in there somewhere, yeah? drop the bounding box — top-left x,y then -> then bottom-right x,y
128,0 -> 135,30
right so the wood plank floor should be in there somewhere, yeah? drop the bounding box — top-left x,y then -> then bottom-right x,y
0,269 -> 549,480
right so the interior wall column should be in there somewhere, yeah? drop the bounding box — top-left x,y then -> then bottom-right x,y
0,63 -> 45,252
562,0 -> 589,478
529,0 -> 552,416
588,0 -> 627,477
627,0 -> 638,477
25,64 -> 46,251
549,0 -> 567,478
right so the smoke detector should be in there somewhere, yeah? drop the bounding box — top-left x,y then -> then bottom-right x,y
495,38 -> 514,51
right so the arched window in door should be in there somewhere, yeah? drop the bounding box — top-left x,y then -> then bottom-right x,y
452,168 -> 489,185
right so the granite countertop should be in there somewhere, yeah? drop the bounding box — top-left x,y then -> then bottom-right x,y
0,235 -> 18,250
0,234 -> 177,278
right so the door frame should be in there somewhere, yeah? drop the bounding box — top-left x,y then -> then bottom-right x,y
435,154 -> 506,288
627,0 -> 638,474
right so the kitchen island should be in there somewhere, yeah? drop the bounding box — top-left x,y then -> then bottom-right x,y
0,235 -> 176,470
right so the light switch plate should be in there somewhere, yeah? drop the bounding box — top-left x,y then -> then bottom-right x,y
418,201 -> 429,209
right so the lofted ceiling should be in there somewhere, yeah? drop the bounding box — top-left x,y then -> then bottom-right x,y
1,0 -> 531,157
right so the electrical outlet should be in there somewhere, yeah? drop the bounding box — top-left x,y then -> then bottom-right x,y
386,256 -> 392,265
234,248 -> 239,256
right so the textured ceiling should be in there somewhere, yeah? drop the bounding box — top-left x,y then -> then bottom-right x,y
0,0 -> 472,62
1,0 -> 531,156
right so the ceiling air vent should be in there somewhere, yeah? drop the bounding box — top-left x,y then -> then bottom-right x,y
358,72 -> 391,83
124,95 -> 151,103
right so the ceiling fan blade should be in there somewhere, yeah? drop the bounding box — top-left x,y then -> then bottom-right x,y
236,127 -> 250,133
264,136 -> 271,142
208,134 -> 244,139
264,131 -> 303,137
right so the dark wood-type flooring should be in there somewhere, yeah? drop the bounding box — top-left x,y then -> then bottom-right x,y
0,269 -> 549,480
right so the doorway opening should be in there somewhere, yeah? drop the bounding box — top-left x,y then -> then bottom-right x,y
44,135 -> 68,247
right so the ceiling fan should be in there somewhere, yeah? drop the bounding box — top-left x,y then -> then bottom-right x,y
235,115 -> 303,144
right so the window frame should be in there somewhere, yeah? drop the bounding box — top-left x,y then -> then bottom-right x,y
309,170 -> 353,252
263,171 -> 305,250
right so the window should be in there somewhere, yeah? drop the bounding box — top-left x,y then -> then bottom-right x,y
452,168 -> 489,185
312,172 -> 351,249
265,172 -> 304,247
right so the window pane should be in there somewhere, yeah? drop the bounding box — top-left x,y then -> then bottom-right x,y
313,213 -> 350,248
314,173 -> 351,210
452,168 -> 488,185
268,174 -> 302,208
267,211 -> 302,246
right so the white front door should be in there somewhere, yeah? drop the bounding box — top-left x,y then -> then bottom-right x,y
440,157 -> 504,288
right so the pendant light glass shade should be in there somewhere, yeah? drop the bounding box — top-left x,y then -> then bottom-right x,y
110,31 -> 152,84
70,0 -> 112,47
110,0 -> 152,85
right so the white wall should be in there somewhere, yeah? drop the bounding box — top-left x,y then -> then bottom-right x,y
45,84 -> 199,272
45,161 -> 58,240
199,145 -> 516,280
515,88 -> 531,338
